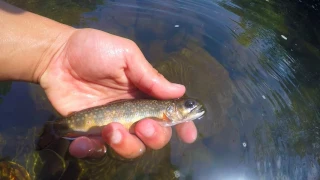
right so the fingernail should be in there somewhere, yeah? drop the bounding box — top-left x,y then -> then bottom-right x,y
171,83 -> 185,89
87,139 -> 107,158
69,137 -> 91,158
140,122 -> 155,137
110,129 -> 122,144
189,130 -> 197,142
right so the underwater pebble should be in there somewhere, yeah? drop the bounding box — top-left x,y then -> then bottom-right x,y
174,24 -> 179,28
262,95 -> 266,99
174,170 -> 181,178
281,35 -> 287,40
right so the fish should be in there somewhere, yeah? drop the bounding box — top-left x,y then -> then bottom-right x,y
46,98 -> 205,140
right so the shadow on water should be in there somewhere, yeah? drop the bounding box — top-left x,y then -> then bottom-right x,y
1,0 -> 320,179
0,81 -> 12,106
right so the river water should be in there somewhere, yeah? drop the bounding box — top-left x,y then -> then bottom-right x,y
0,0 -> 319,179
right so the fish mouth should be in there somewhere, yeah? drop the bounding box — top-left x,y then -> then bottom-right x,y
160,104 -> 206,127
191,105 -> 206,119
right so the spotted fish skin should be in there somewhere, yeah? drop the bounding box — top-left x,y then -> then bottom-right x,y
49,98 -> 205,138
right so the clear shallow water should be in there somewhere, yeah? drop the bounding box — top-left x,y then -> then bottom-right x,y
1,0 -> 319,179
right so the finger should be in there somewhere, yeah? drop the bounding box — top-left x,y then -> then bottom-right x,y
101,122 -> 146,159
125,43 -> 185,99
69,136 -> 106,159
134,119 -> 172,150
175,121 -> 197,143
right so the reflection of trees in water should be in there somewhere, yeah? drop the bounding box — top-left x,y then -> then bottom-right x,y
219,0 -> 319,50
0,81 -> 12,105
219,0 -> 320,178
219,0 -> 287,46
3,0 -> 104,25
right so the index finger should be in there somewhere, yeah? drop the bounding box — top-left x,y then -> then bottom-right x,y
124,42 -> 186,99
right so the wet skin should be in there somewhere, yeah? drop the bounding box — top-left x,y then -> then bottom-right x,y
41,29 -> 198,159
0,1 -> 198,159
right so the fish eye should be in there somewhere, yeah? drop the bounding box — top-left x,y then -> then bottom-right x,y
184,99 -> 196,108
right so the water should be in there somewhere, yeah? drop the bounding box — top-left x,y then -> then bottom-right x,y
1,0 -> 319,179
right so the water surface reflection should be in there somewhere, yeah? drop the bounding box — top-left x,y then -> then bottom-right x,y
1,0 -> 319,179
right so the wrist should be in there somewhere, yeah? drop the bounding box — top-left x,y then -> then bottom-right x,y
33,25 -> 76,83
0,1 -> 76,83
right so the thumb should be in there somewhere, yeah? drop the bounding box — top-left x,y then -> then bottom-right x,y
125,44 -> 185,99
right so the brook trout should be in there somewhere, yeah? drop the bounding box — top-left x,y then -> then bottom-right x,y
48,98 -> 205,139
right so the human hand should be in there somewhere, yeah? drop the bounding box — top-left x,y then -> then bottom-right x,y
40,28 -> 198,159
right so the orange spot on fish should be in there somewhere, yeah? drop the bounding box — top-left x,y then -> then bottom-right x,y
162,114 -> 170,121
